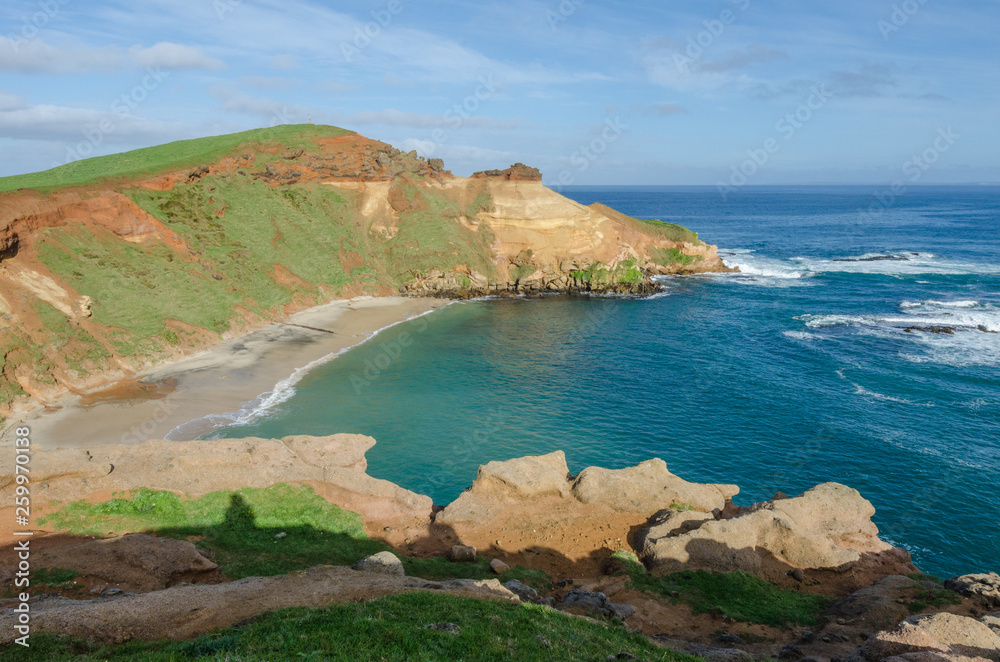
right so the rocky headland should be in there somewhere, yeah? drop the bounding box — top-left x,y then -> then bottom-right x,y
0,125 -> 730,420
2,435 -> 996,661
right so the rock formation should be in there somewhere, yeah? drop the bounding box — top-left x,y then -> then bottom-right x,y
847,612 -> 1000,662
436,451 -> 738,524
639,483 -> 913,580
0,434 -> 434,526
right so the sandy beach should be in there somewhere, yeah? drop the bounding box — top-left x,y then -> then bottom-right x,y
1,296 -> 444,450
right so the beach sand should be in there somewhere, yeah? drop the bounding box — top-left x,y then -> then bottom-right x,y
1,296 -> 444,449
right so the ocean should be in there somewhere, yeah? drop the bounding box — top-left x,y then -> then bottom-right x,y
207,185 -> 1000,579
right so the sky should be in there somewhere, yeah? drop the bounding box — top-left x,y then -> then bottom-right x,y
1,0 -> 998,186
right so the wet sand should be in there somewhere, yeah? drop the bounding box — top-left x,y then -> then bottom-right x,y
1,297 -> 444,449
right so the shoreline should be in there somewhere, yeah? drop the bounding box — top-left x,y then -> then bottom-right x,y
0,296 -> 446,450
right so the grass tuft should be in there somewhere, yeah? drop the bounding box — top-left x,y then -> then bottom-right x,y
611,550 -> 834,628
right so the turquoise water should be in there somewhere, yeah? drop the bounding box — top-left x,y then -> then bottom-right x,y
208,186 -> 1000,579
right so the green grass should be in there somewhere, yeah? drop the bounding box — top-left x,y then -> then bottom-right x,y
31,568 -> 80,587
39,485 -> 550,588
612,551 -> 833,628
0,125 -> 351,193
651,247 -> 703,268
628,217 -> 702,244
908,586 -> 962,613
383,184 -> 497,284
908,572 -> 945,585
1,593 -> 699,661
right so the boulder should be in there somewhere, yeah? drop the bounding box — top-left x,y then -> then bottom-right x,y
449,545 -> 477,563
641,483 -> 896,575
437,451 -> 572,523
503,579 -> 539,603
849,613 -> 1000,662
571,458 -> 738,514
557,589 -> 636,620
352,552 -> 405,577
490,559 -> 511,574
946,574 -> 1000,608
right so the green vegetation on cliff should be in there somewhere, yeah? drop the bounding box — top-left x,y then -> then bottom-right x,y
6,593 -> 698,662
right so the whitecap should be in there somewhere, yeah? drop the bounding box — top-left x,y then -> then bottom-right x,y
852,383 -> 935,407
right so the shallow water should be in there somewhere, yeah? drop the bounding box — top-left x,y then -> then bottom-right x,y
208,185 -> 1000,578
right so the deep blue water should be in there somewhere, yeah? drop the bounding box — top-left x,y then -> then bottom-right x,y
209,186 -> 1000,579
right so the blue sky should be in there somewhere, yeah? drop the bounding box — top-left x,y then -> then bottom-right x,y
1,0 -> 998,184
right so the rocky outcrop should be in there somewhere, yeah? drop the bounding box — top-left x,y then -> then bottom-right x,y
471,163 -> 542,181
946,574 -> 1000,608
0,534 -> 217,592
572,459 -> 739,514
640,483 -> 910,578
0,435 -> 433,525
847,612 -> 1000,662
436,452 -> 736,524
0,565 -> 517,643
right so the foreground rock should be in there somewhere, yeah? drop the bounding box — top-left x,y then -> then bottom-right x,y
0,435 -> 433,527
0,565 -> 517,643
437,451 -> 738,524
640,483 -> 914,580
847,612 -> 1000,662
0,534 -> 217,592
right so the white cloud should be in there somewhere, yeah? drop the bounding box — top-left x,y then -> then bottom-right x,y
270,54 -> 298,71
129,42 -> 225,71
239,76 -> 298,90
0,92 -> 27,112
0,38 -> 223,73
0,102 -> 183,142
0,37 -> 120,74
